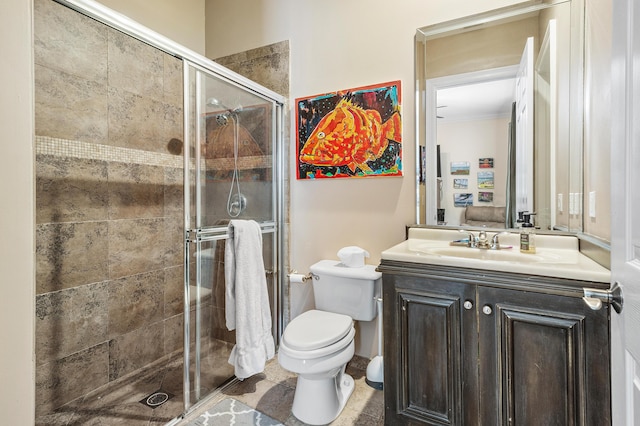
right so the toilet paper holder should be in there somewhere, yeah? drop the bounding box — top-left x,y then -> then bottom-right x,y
288,271 -> 318,283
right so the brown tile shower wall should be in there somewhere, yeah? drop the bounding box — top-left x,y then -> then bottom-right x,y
33,0 -> 197,416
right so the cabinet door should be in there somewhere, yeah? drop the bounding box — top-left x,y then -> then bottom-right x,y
383,274 -> 477,425
478,286 -> 610,426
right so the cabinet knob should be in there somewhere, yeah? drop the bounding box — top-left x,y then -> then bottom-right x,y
464,300 -> 473,310
482,305 -> 493,315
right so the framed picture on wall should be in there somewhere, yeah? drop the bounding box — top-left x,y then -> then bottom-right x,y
454,193 -> 473,207
450,161 -> 470,175
295,80 -> 402,179
478,171 -> 494,189
479,158 -> 494,168
453,178 -> 468,189
478,191 -> 494,202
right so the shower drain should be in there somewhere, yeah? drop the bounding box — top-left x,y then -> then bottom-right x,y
139,390 -> 173,409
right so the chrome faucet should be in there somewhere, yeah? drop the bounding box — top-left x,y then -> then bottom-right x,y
477,228 -> 489,249
455,229 -> 510,250
490,231 -> 510,250
459,230 -> 478,248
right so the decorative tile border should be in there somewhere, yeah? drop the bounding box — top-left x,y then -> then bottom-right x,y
36,136 -> 274,172
36,135 -> 183,168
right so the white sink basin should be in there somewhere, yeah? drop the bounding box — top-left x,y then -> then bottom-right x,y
381,228 -> 610,283
419,246 -> 549,263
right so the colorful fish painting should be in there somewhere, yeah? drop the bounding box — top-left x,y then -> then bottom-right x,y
296,81 -> 402,179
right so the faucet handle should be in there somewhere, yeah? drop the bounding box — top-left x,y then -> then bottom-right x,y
490,231 -> 510,250
459,229 -> 478,248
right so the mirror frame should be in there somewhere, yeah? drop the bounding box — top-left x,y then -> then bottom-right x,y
415,0 -> 585,233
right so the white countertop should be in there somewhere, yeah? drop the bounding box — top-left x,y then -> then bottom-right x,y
381,228 -> 611,283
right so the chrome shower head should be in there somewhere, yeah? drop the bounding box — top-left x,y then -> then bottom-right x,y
216,114 -> 229,126
206,97 -> 243,114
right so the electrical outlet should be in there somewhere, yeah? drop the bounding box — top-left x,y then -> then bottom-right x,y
589,191 -> 596,218
557,193 -> 563,213
569,193 -> 576,215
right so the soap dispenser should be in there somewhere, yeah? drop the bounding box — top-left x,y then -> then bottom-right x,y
519,213 -> 536,253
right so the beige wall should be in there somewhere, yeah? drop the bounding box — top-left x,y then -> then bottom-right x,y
0,0 -> 35,424
438,117 -> 510,226
205,0 -> 519,357
426,15 -> 540,78
97,0 -> 206,54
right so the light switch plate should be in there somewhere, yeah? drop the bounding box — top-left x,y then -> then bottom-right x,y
569,193 -> 576,215
557,193 -> 563,213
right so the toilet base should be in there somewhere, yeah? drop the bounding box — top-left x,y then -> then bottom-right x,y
291,365 -> 355,425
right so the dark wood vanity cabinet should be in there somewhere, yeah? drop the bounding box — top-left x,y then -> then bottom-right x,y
380,260 -> 611,426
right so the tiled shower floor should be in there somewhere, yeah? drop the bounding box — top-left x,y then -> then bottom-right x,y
35,341 -> 384,425
35,339 -> 236,426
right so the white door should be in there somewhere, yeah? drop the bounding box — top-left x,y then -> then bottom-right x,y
611,0 -> 640,422
515,37 -> 535,216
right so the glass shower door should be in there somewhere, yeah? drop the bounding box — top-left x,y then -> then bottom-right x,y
182,60 -> 282,409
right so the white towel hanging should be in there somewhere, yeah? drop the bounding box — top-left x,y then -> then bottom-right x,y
225,219 -> 275,379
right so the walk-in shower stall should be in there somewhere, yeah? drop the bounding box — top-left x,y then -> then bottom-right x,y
34,0 -> 284,423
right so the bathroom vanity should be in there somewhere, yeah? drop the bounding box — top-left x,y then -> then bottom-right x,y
379,228 -> 612,425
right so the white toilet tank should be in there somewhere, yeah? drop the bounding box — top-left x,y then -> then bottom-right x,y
309,260 -> 382,321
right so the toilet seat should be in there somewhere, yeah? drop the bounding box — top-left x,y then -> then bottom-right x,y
280,327 -> 355,360
280,310 -> 355,360
283,310 -> 353,350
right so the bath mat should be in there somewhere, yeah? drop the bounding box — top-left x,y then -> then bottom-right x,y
185,398 -> 283,426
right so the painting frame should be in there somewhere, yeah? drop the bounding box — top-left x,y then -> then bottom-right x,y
479,157 -> 494,168
450,161 -> 470,175
453,178 -> 468,189
454,193 -> 473,207
478,191 -> 494,202
295,81 -> 402,179
477,171 -> 495,189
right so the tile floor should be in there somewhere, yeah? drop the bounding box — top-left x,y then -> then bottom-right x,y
180,355 -> 384,426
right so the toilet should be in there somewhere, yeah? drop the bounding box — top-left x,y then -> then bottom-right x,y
278,259 -> 382,425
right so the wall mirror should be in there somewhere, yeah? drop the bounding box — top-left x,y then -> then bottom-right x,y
416,0 -> 585,233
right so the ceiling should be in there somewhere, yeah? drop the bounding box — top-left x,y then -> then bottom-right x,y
436,77 -> 516,122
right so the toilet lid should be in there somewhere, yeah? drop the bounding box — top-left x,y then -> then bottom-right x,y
283,310 -> 353,351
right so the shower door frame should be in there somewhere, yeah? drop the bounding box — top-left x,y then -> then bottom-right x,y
52,0 -> 286,419
183,59 -> 285,410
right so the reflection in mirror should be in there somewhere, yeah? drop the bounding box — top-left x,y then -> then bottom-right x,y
416,0 -> 584,233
